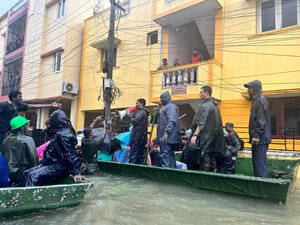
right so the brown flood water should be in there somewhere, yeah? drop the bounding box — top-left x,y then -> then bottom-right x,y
3,174 -> 300,225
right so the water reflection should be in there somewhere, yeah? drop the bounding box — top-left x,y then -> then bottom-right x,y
3,174 -> 300,225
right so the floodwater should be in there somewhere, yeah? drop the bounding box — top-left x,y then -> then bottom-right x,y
2,174 -> 300,225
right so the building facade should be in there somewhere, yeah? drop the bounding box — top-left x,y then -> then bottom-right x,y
79,0 -> 300,150
0,0 -> 99,129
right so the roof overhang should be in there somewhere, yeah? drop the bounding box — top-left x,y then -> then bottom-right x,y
91,37 -> 121,50
154,0 -> 222,27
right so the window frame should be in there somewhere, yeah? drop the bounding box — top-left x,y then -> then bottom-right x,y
257,0 -> 300,33
53,51 -> 62,73
57,0 -> 66,19
147,30 -> 158,46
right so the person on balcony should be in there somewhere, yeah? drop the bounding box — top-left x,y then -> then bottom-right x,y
191,49 -> 201,63
0,91 -> 61,144
158,58 -> 170,70
173,58 -> 180,67
126,98 -> 149,164
244,80 -> 271,178
156,91 -> 181,168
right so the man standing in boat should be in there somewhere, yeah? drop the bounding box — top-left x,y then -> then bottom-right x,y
190,85 -> 225,172
126,98 -> 149,164
244,80 -> 271,178
156,91 -> 181,168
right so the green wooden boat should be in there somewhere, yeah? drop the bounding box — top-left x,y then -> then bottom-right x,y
97,157 -> 300,203
0,180 -> 93,218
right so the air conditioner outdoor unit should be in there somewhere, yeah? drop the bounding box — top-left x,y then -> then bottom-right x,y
62,82 -> 79,95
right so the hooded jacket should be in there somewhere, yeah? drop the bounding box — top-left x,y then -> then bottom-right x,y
244,80 -> 271,144
157,91 -> 180,144
42,110 -> 81,176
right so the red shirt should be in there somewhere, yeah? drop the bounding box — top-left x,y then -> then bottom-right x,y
191,54 -> 201,63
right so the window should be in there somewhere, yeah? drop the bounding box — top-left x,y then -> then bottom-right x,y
258,0 -> 300,32
57,0 -> 66,19
269,97 -> 300,138
54,52 -> 62,72
147,31 -> 158,45
115,1 -> 130,19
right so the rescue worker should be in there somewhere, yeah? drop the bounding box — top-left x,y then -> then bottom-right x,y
156,91 -> 180,168
20,110 -> 85,186
0,116 -> 39,186
126,98 -> 148,164
189,85 -> 225,172
244,80 -> 271,178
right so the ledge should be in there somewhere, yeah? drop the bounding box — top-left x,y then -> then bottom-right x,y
248,24 -> 300,40
40,47 -> 64,58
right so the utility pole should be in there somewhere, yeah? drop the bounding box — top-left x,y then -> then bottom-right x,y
104,0 -> 125,120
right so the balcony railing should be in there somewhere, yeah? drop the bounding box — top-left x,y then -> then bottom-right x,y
150,60 -> 222,102
162,66 -> 197,87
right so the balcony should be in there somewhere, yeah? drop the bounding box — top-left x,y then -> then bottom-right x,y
150,60 -> 222,103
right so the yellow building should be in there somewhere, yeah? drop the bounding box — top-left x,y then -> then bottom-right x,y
79,0 -> 300,150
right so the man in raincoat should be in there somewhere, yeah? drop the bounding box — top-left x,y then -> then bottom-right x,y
244,80 -> 271,178
20,110 -> 85,186
0,116 -> 39,186
126,98 -> 149,164
156,91 -> 180,168
189,85 -> 225,172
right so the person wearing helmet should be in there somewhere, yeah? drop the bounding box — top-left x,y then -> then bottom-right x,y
0,116 -> 39,186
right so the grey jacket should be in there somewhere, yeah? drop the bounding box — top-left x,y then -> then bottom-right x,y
157,91 -> 180,145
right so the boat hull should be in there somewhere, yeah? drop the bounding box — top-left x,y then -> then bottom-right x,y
97,158 -> 300,203
0,182 -> 93,218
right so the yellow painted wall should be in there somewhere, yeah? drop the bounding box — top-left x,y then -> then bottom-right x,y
220,0 -> 300,150
78,0 -> 161,128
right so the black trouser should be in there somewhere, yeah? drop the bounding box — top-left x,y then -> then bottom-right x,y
199,152 -> 216,172
129,141 -> 145,164
20,163 -> 70,187
252,144 -> 269,178
159,143 -> 176,168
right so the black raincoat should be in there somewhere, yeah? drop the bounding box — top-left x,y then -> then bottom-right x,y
246,80 -> 271,144
20,110 -> 81,186
128,108 -> 148,164
184,97 -> 225,164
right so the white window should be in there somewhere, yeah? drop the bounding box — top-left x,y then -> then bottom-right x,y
258,0 -> 300,33
115,1 -> 130,19
57,0 -> 66,19
54,52 -> 62,72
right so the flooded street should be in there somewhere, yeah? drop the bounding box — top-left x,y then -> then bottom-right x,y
3,174 -> 300,225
